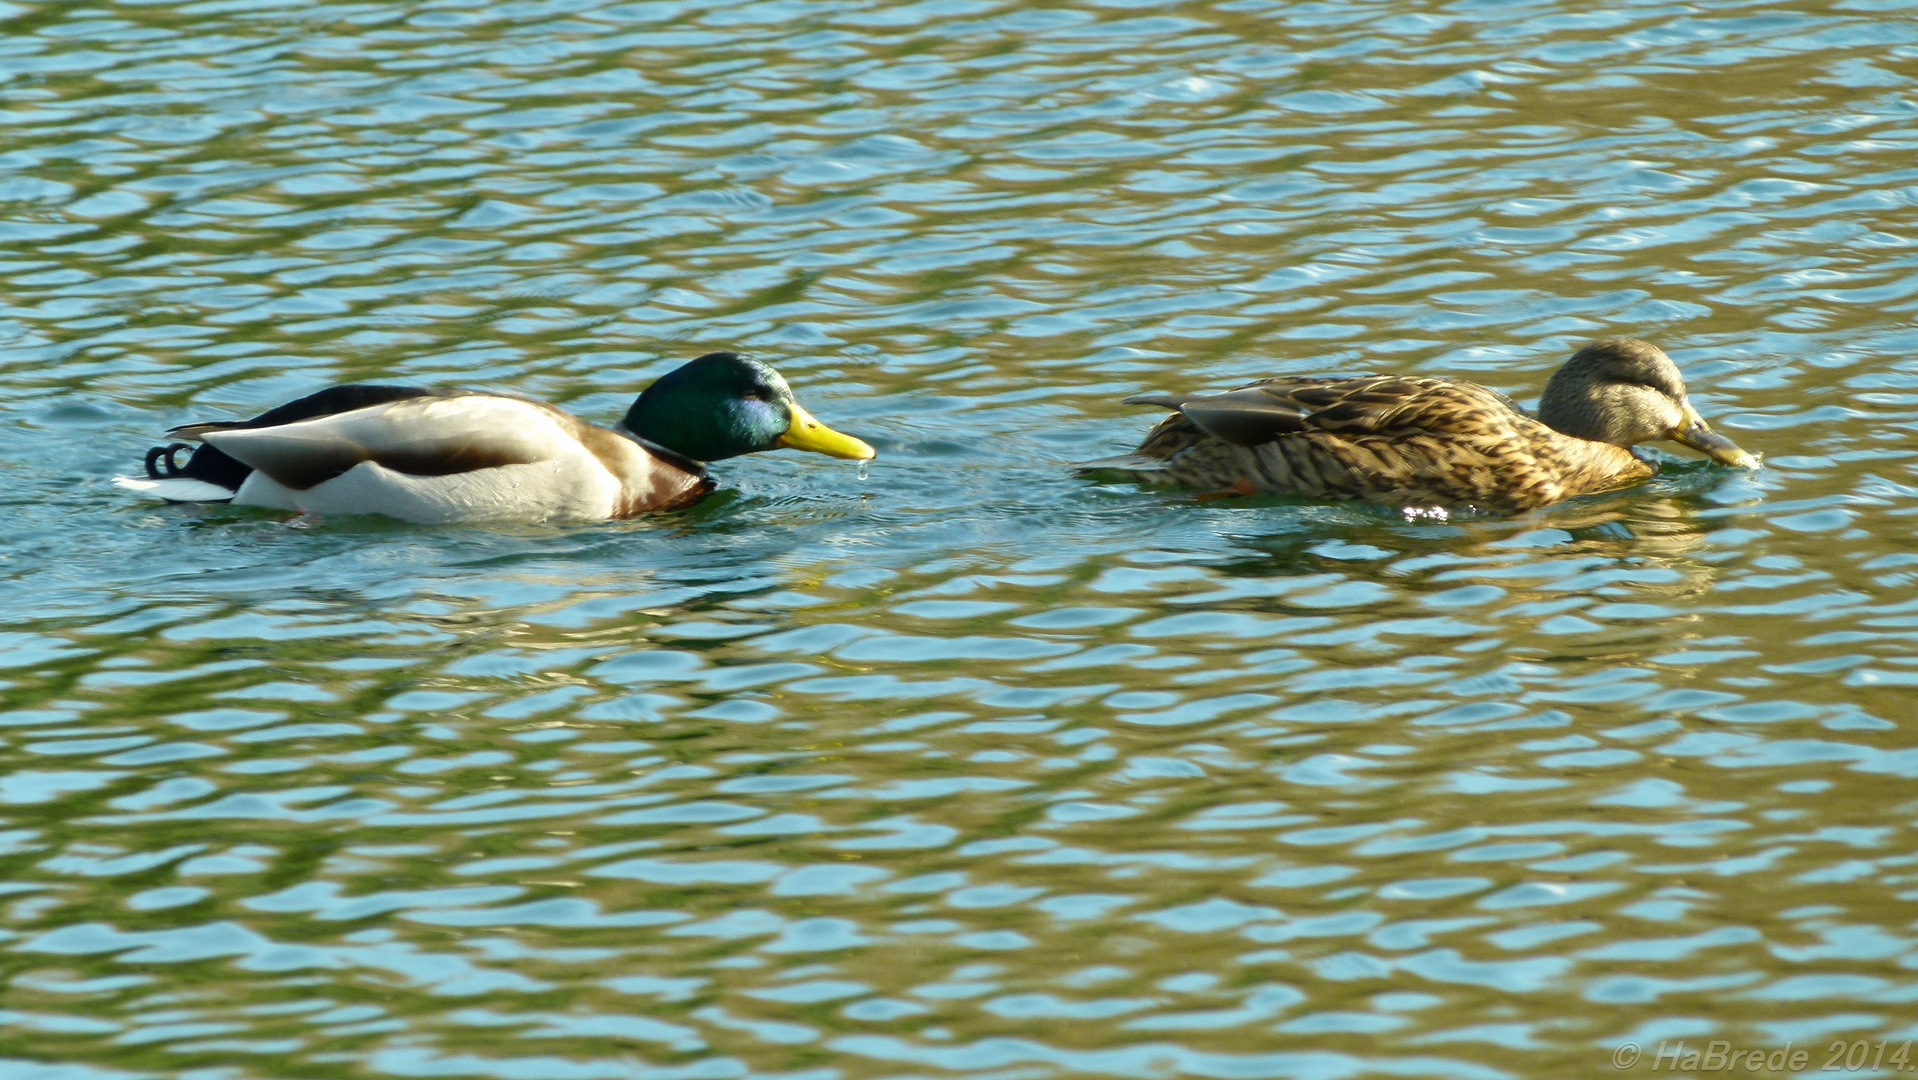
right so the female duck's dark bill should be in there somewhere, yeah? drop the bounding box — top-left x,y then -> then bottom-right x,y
778,403 -> 875,460
1671,406 -> 1760,470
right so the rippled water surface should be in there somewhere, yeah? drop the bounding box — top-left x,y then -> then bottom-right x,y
5,1 -> 1918,1077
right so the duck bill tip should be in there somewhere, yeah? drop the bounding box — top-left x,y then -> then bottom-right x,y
1672,419 -> 1761,471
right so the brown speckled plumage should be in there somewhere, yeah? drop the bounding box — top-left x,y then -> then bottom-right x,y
1085,338 -> 1758,514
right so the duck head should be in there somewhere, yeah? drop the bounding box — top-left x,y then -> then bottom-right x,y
1537,338 -> 1760,469
621,352 -> 875,463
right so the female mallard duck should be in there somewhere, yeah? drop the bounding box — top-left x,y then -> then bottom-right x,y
114,352 -> 874,524
1083,337 -> 1759,514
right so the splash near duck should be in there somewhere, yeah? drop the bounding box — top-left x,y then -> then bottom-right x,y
1082,337 -> 1759,514
115,352 -> 874,524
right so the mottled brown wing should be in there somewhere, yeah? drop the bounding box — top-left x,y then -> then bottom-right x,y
1246,375 -> 1527,444
1128,375 -> 1565,508
1293,377 -> 1551,505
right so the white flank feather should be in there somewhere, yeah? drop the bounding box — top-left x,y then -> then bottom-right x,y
113,475 -> 236,502
248,461 -> 620,523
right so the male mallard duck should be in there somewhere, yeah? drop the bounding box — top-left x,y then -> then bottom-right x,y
1082,337 -> 1759,513
114,352 -> 874,523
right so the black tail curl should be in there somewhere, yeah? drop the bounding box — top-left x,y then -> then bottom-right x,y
139,385 -> 439,493
144,442 -> 196,479
140,440 -> 251,490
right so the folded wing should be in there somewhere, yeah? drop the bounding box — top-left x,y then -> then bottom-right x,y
1132,375 -> 1524,447
202,394 -> 560,491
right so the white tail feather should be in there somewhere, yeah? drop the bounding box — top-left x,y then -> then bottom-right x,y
113,475 -> 236,503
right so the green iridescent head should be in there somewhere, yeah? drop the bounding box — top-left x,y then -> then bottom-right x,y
620,352 -> 874,464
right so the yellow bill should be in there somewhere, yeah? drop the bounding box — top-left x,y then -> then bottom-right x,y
777,402 -> 875,461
